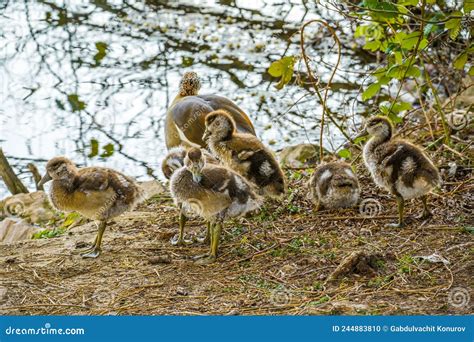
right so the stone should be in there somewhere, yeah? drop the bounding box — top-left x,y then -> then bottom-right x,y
279,144 -> 328,168
0,191 -> 55,224
140,180 -> 166,199
0,218 -> 42,243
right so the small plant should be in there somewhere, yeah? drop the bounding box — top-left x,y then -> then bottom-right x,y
398,254 -> 416,275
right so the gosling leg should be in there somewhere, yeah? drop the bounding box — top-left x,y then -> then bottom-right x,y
82,220 -> 107,258
171,206 -> 192,246
419,195 -> 432,219
195,221 -> 211,244
195,221 -> 221,264
386,195 -> 405,228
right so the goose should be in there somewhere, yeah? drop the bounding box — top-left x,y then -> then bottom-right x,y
165,71 -> 256,149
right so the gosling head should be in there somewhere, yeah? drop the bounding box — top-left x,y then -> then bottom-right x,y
179,71 -> 201,97
184,148 -> 205,183
364,116 -> 393,139
203,110 -> 235,142
39,156 -> 78,187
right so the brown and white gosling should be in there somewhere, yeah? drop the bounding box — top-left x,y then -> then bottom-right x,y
170,148 -> 261,264
38,157 -> 145,258
309,161 -> 360,211
203,110 -> 286,198
361,116 -> 441,228
162,146 -> 218,246
165,71 -> 256,149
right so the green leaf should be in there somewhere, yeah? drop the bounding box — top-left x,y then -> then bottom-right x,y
337,148 -> 352,159
387,65 -> 420,79
268,56 -> 296,90
445,11 -> 462,40
393,101 -> 412,113
354,135 -> 367,144
398,0 -> 419,6
67,94 -> 86,112
388,112 -> 403,123
405,66 -> 421,78
373,67 -> 387,80
469,66 -> 474,76
400,31 -> 421,50
464,0 -> 474,13
364,40 -> 381,51
181,56 -> 194,67
362,82 -> 381,101
364,1 -> 399,20
93,41 -> 107,66
88,139 -> 99,158
453,52 -> 468,70
100,143 -> 115,158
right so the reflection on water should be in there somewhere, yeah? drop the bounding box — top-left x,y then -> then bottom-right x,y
0,0 -> 368,197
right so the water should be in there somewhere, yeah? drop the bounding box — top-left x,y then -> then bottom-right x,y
0,0 -> 369,197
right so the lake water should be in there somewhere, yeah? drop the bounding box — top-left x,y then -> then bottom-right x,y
0,0 -> 370,197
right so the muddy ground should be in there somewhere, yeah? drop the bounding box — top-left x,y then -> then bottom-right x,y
0,153 -> 472,315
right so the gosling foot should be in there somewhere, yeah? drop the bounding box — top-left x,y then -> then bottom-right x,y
194,255 -> 217,265
81,247 -> 101,258
385,221 -> 405,229
170,234 -> 193,246
195,234 -> 210,244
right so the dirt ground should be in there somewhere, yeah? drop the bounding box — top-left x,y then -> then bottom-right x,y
0,156 -> 472,315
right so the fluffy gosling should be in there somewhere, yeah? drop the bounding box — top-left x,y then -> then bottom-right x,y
39,157 -> 144,258
203,110 -> 286,198
361,116 -> 441,227
309,161 -> 360,211
170,148 -> 261,264
162,146 -> 218,246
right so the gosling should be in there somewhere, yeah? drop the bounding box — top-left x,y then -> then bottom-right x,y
361,116 -> 441,227
203,110 -> 286,198
170,148 -> 261,264
162,146 -> 218,246
165,71 -> 256,149
309,161 -> 360,211
38,157 -> 145,258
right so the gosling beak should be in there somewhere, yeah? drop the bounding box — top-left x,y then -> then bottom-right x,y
202,130 -> 210,141
38,173 -> 52,187
191,171 -> 202,183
